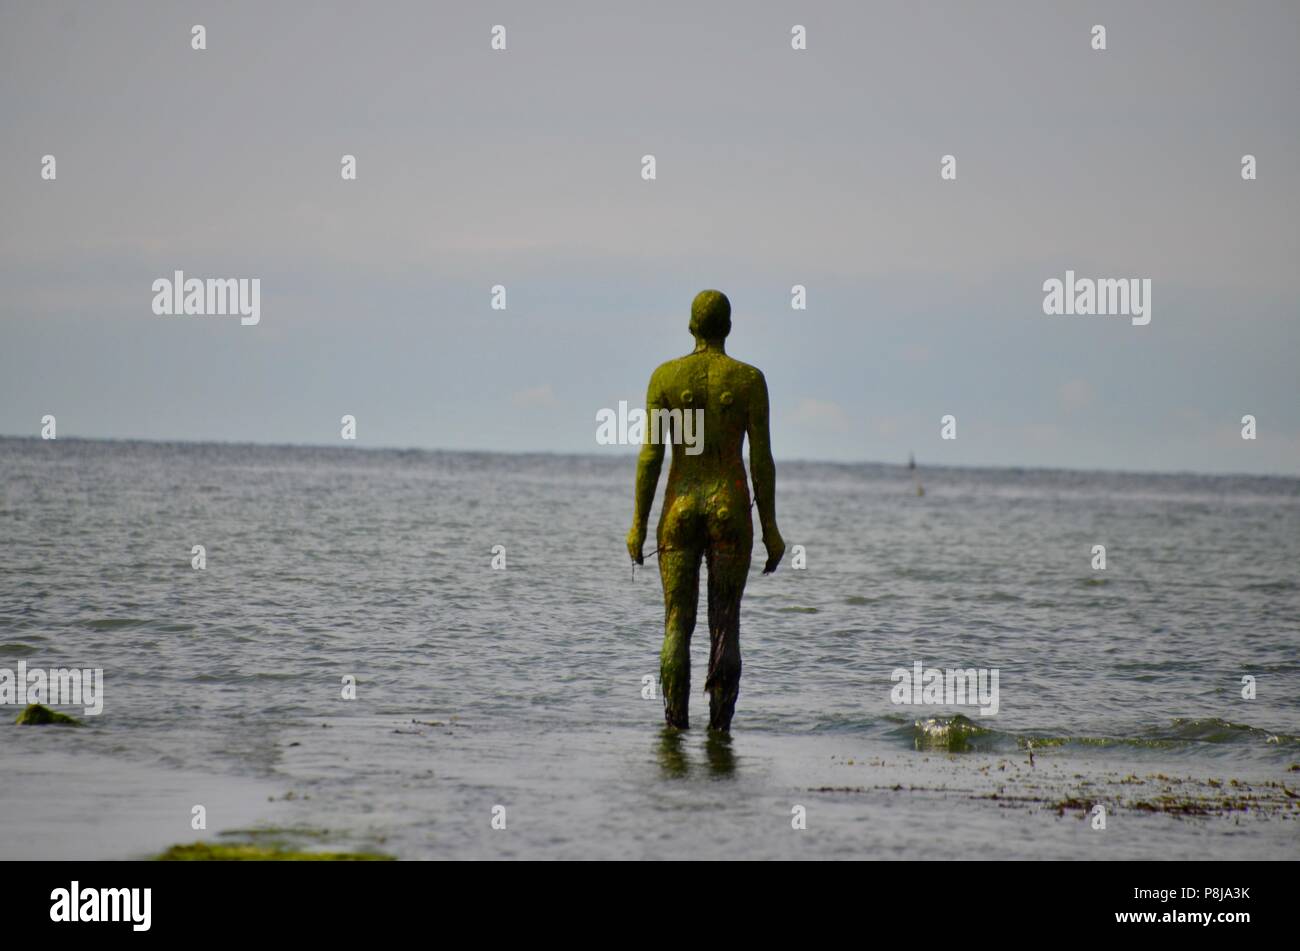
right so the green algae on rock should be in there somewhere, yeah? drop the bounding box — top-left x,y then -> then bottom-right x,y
155,842 -> 393,861
14,703 -> 82,726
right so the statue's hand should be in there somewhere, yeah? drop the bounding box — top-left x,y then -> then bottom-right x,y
627,523 -> 646,565
762,526 -> 785,574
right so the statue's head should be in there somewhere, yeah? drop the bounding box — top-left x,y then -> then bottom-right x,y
689,290 -> 731,341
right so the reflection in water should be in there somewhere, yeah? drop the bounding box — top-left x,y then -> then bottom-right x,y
705,732 -> 736,776
655,728 -> 737,778
657,727 -> 688,777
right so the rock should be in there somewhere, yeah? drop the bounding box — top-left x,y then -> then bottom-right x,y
14,703 -> 81,726
155,842 -> 393,861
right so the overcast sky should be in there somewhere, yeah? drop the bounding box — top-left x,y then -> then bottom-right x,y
2,1 -> 1297,474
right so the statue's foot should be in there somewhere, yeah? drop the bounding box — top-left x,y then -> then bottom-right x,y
707,695 -> 736,734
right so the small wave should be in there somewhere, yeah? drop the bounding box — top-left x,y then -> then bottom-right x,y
85,618 -> 148,631
845,594 -> 899,606
189,671 -> 301,684
894,715 -> 1297,754
1015,718 -> 1299,752
1165,717 -> 1296,745
908,714 -> 997,752
1242,579 -> 1296,592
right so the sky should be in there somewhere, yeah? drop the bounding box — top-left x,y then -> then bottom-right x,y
2,0 -> 1297,474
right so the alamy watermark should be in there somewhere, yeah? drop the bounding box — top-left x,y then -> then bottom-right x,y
596,400 -> 703,455
1,663 -> 104,715
890,661 -> 999,716
1042,270 -> 1150,326
152,271 -> 260,326
50,882 -> 150,931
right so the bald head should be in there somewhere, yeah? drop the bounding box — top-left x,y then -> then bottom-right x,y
689,290 -> 731,341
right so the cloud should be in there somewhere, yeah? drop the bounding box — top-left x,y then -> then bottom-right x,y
1059,379 -> 1095,411
1022,422 -> 1063,444
787,398 -> 851,432
511,384 -> 558,409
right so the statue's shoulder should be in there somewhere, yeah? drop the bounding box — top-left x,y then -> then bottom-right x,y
651,354 -> 692,381
646,357 -> 687,398
725,357 -> 766,389
650,353 -> 765,390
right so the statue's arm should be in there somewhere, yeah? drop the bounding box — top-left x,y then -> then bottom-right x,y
627,371 -> 666,564
747,371 -> 785,573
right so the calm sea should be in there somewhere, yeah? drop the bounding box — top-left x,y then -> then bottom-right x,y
1,437 -> 1297,859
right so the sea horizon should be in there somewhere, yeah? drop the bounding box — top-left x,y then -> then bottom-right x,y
4,433 -> 1297,483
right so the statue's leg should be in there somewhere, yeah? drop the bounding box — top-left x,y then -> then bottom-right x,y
704,513 -> 752,733
658,542 -> 701,730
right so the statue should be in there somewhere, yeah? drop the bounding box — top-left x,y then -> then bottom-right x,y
628,290 -> 784,733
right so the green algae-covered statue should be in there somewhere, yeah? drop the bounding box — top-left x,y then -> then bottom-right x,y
627,290 -> 784,733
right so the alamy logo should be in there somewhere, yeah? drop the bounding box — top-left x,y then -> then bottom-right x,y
152,271 -> 260,325
50,882 -> 150,931
0,663 -> 103,715
890,661 -> 999,716
1042,270 -> 1151,326
596,400 -> 703,456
